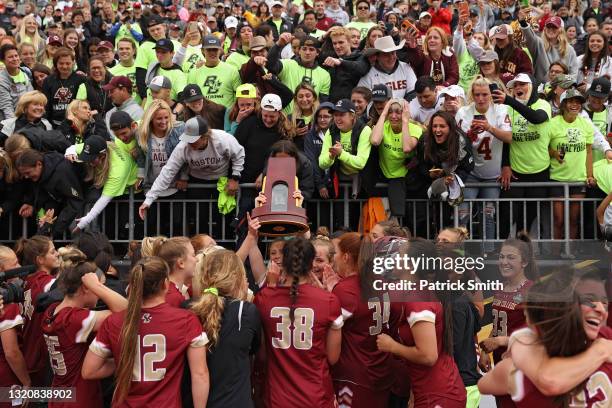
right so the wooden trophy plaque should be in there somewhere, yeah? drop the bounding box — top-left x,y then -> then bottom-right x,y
251,157 -> 309,236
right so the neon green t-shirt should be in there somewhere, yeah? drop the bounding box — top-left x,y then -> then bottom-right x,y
594,159 -> 612,195
457,51 -> 480,95
319,125 -> 372,175
225,51 -> 249,71
181,45 -> 205,73
279,59 -> 330,112
108,62 -> 141,104
134,39 -> 181,70
10,70 -> 26,84
75,143 -> 138,197
186,61 -> 241,108
546,115 -> 594,182
345,21 -> 376,39
378,121 -> 422,179
144,66 -> 186,107
589,110 -> 608,162
508,98 -> 552,174
114,23 -> 143,47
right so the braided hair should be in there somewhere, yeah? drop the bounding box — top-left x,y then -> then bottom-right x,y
282,237 -> 315,322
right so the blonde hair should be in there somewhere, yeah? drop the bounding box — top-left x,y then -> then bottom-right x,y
291,83 -> 319,131
191,249 -> 248,348
438,226 -> 470,242
57,246 -> 87,274
0,245 -> 16,271
0,148 -> 17,184
312,238 -> 334,263
466,75 -> 492,104
4,134 -> 31,163
423,26 -> 449,57
151,236 -> 191,271
66,99 -> 91,136
138,100 -> 175,153
140,236 -> 167,257
84,142 -> 115,188
543,28 -> 570,59
18,15 -> 43,54
15,90 -> 47,118
328,26 -> 351,42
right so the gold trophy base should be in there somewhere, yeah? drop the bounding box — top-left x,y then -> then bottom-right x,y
251,209 -> 309,237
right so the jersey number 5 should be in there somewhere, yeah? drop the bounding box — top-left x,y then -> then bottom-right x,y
368,293 -> 391,335
492,309 -> 508,337
270,307 -> 314,350
133,334 -> 167,381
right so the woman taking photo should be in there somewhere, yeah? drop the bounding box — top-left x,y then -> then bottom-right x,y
0,246 -> 30,393
76,57 -> 113,122
545,89 -> 594,241
455,76 -> 512,247
42,258 -> 128,407
191,249 -> 261,408
577,31 -> 612,92
225,83 -> 259,135
254,237 -> 343,408
290,83 -> 319,150
16,15 -> 45,60
14,235 -> 59,386
519,11 -> 578,82
82,257 -> 209,407
0,90 -> 52,141
376,238 -> 466,407
42,47 -> 86,127
370,98 -> 421,221
137,100 -> 185,196
0,44 -> 34,121
404,26 -> 459,87
304,102 -> 335,199
179,84 -> 225,130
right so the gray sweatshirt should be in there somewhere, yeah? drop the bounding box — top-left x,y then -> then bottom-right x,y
144,129 -> 245,206
521,24 -> 578,83
0,67 -> 33,120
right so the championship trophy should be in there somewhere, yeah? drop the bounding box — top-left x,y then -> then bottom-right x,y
251,157 -> 309,236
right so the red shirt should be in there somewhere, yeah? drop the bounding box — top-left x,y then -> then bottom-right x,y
492,280 -> 533,363
512,326 -> 612,407
165,283 -> 188,308
41,304 -> 102,408
397,296 -> 466,407
0,303 -> 24,387
316,16 -> 334,31
331,275 -> 402,390
428,6 -> 452,35
89,303 -> 207,408
254,284 -> 343,408
21,271 -> 55,375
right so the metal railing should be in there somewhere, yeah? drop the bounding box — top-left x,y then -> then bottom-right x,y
0,182 -> 603,252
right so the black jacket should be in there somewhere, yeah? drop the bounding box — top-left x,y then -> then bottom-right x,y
81,73 -> 114,121
325,52 -> 371,103
59,116 -> 110,145
304,127 -> 331,194
42,72 -> 86,127
417,131 -> 475,183
262,151 -> 315,201
264,16 -> 293,40
20,127 -> 72,154
34,152 -> 84,235
234,115 -> 284,183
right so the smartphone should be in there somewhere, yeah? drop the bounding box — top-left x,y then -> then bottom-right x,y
296,118 -> 306,128
474,114 -> 485,121
188,21 -> 198,32
385,22 -> 394,33
489,83 -> 499,93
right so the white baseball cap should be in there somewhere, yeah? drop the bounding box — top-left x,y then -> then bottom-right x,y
439,85 -> 466,101
224,16 -> 238,29
507,73 -> 532,89
261,93 -> 282,111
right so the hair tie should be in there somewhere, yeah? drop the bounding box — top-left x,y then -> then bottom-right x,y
203,287 -> 219,296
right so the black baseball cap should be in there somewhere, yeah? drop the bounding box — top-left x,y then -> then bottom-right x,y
182,84 -> 204,103
371,84 -> 392,101
148,15 -> 164,27
79,135 -> 107,162
202,35 -> 222,49
587,77 -> 611,99
154,38 -> 174,51
331,99 -> 356,113
109,111 -> 133,131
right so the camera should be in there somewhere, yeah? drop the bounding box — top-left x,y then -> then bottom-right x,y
0,265 -> 36,305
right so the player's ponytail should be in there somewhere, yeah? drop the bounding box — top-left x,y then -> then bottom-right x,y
282,237 -> 315,322
191,250 -> 248,348
14,235 -> 52,269
114,256 -> 169,405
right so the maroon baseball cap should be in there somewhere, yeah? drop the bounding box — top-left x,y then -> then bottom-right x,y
98,41 -> 114,50
102,76 -> 133,91
545,16 -> 563,29
46,35 -> 63,46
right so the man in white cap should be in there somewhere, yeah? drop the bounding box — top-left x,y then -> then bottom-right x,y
439,84 -> 466,115
223,16 -> 239,53
358,36 -> 417,100
264,1 -> 293,40
139,116 -> 245,219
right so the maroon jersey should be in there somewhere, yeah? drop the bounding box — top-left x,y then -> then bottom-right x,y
165,283 -> 188,308
397,297 -> 466,407
21,271 -> 55,375
41,304 -> 102,408
254,284 -> 344,408
0,303 -> 24,387
492,280 -> 533,363
89,303 -> 207,407
512,326 -> 612,407
331,275 -> 402,390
